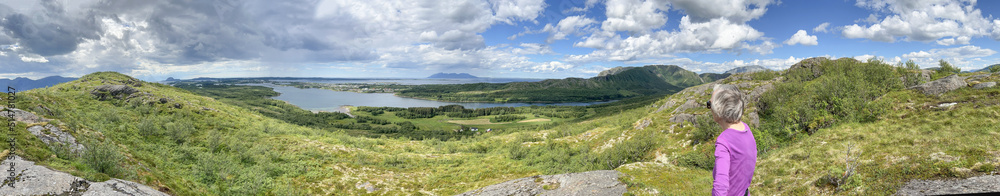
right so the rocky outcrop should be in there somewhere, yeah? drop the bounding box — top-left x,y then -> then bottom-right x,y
788,57 -> 828,78
457,170 -> 626,196
895,175 -> 1000,195
672,100 -> 701,113
669,114 -> 697,124
3,107 -> 85,153
27,124 -> 86,153
973,82 -> 996,89
907,74 -> 967,96
654,100 -> 677,113
966,73 -> 992,81
0,155 -> 168,196
91,85 -> 138,100
747,83 -> 774,104
0,107 -> 49,124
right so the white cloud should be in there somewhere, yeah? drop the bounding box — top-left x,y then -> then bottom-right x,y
784,30 -> 818,46
568,0 -> 777,64
843,0 -> 998,43
542,16 -> 597,43
0,0 -> 555,78
935,36 -> 971,46
19,54 -> 49,63
490,0 -> 548,24
511,43 -> 554,55
601,0 -> 669,33
899,45 -> 997,68
666,0 -> 772,23
625,56 -> 808,73
377,43 -> 573,73
853,54 -> 877,62
813,22 -> 830,33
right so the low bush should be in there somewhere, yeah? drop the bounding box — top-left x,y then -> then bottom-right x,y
491,115 -> 527,123
757,58 -> 901,152
82,139 -> 125,178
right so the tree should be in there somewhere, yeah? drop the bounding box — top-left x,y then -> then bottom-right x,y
938,60 -> 960,74
904,60 -> 919,70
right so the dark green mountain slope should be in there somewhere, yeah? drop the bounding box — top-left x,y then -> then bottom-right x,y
397,65 -> 711,103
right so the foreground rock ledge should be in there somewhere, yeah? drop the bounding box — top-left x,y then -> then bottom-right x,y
0,155 -> 168,196
895,175 -> 1000,196
457,170 -> 626,196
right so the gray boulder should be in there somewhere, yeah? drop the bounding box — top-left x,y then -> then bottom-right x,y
457,170 -> 626,196
966,73 -> 992,81
747,112 -> 760,128
747,83 -> 774,103
672,100 -> 701,113
973,82 -> 996,89
908,74 -> 967,96
895,175 -> 1000,195
0,155 -> 168,196
654,100 -> 677,113
0,107 -> 49,124
669,114 -> 697,124
91,85 -> 138,100
27,124 -> 86,153
788,57 -> 828,78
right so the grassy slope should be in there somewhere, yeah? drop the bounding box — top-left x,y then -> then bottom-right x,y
5,61 -> 997,195
3,71 -> 662,195
614,64 -> 1000,195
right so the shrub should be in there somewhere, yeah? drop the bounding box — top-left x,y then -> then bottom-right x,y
506,142 -> 528,160
598,131 -> 657,170
82,140 -> 124,178
758,59 -> 901,136
688,114 -> 720,145
491,115 -> 527,123
749,70 -> 781,81
677,146 -> 715,170
165,122 -> 195,144
937,59 -> 960,74
137,118 -> 161,137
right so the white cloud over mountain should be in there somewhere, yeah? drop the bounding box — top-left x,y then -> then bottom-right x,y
785,30 -> 818,46
843,0 -> 998,43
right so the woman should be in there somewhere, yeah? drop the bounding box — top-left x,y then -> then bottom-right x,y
709,84 -> 757,196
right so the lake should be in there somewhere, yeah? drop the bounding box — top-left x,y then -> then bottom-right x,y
252,84 -> 615,113
269,77 -> 544,85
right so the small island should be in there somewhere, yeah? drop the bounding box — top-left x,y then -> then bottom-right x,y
428,73 -> 478,79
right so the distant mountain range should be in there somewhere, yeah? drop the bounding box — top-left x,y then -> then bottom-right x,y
724,65 -> 771,74
968,64 -> 1000,73
399,65 -> 723,103
428,73 -> 478,79
0,76 -> 77,91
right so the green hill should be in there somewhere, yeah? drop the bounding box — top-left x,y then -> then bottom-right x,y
397,65 -> 710,103
3,58 -> 999,195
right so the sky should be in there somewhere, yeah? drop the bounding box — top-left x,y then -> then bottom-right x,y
1,0 -> 999,81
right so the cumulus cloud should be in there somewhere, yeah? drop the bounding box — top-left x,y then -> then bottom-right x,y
511,43 -> 554,55
568,0 -> 777,64
601,0 -> 668,33
784,30 -> 818,45
844,0 -> 997,43
813,22 -> 830,33
899,45 -> 997,68
0,0 -> 549,79
541,15 -> 596,43
624,56 -> 809,73
935,36 -> 970,46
